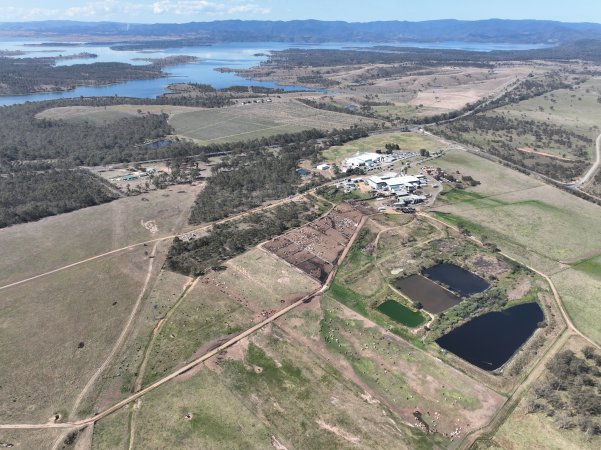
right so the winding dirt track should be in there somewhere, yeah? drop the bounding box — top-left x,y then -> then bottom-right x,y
576,132 -> 601,187
69,241 -> 161,416
0,214 -> 368,431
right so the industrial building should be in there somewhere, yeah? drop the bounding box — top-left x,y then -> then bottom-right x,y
344,152 -> 383,169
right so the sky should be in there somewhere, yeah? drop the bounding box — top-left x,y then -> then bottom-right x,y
0,0 -> 600,24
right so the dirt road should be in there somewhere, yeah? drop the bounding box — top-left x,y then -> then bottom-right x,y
0,193 -> 309,293
69,241 -> 161,416
418,212 -> 601,448
576,132 -> 601,187
0,214 -> 368,432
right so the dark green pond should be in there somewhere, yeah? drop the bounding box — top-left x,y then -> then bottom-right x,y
376,300 -> 426,327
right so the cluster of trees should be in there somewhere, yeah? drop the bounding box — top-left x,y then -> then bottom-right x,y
0,169 -> 119,228
296,74 -> 340,87
428,286 -> 510,339
167,201 -> 319,276
266,40 -> 601,70
3,96 -> 375,166
435,113 -> 591,181
297,98 -> 382,120
0,102 -> 173,165
0,57 -> 165,95
188,127 -> 370,223
527,348 -> 601,436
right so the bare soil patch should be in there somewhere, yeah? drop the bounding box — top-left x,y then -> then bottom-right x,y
518,146 -> 575,161
264,203 -> 367,282
316,418 -> 361,444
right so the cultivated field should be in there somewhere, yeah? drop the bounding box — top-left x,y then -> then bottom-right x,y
429,149 -> 601,344
36,104 -> 201,124
37,98 -> 381,146
243,64 -> 534,114
170,98 -> 380,144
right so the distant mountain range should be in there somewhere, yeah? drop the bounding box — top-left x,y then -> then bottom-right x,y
1,19 -> 601,44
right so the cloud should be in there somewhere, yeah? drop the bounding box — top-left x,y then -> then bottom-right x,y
0,1 -> 271,21
151,1 -> 270,16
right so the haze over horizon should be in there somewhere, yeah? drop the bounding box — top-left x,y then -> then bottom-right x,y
0,0 -> 600,24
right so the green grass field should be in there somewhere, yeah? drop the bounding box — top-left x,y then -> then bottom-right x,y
430,150 -> 601,344
141,278 -> 258,386
318,295 -> 504,437
91,407 -> 130,450
131,368 -> 273,450
141,248 -> 319,386
322,131 -> 441,163
216,324 -> 439,449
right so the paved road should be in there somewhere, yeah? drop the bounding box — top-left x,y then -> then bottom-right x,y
576,133 -> 601,187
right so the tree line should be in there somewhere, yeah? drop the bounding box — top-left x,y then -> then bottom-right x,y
0,168 -> 119,228
434,113 -> 591,181
167,201 -> 320,276
264,40 -> 601,70
188,127 -> 370,224
0,57 -> 165,95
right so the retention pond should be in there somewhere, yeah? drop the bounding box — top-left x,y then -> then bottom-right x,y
436,302 -> 544,371
423,263 -> 490,298
394,274 -> 461,314
376,300 -> 426,328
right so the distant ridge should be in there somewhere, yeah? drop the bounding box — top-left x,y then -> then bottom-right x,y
1,19 -> 601,44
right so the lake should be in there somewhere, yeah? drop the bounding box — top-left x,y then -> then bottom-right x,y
423,263 -> 490,298
376,299 -> 426,328
436,302 -> 544,371
0,39 -> 552,106
394,274 -> 461,314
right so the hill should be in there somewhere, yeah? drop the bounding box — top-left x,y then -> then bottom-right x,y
1,19 -> 601,44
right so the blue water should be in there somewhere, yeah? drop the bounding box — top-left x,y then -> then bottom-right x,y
436,302 -> 544,371
0,40 -> 552,106
423,263 -> 490,298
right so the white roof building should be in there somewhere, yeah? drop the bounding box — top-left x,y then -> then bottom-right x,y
344,152 -> 383,168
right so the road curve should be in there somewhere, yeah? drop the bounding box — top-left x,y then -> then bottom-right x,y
576,133 -> 601,187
